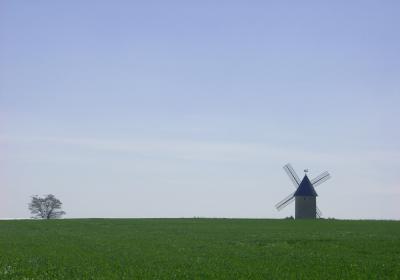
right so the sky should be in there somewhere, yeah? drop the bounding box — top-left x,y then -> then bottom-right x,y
1,1 -> 399,219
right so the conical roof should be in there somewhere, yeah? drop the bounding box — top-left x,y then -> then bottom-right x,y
294,175 -> 318,197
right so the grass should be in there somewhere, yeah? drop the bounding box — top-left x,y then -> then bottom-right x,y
0,218 -> 399,279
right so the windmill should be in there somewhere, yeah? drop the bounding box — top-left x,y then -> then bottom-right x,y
276,163 -> 331,219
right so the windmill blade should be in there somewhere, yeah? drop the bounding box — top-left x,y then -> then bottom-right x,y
283,163 -> 301,188
311,171 -> 331,187
275,192 -> 295,211
316,207 -> 322,218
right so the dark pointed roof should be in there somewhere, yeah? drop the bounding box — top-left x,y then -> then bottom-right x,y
294,175 -> 318,197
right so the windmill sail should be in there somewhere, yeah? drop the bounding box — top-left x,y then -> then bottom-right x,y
311,171 -> 331,187
275,192 -> 295,211
283,163 -> 301,187
316,207 -> 322,218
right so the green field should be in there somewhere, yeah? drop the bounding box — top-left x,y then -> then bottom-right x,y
0,219 -> 399,279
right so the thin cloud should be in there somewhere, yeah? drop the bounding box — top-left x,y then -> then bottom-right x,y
2,135 -> 399,165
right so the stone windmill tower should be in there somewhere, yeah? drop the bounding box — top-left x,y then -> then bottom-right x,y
275,163 -> 331,219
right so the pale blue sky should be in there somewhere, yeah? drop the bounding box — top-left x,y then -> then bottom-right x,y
1,1 -> 399,219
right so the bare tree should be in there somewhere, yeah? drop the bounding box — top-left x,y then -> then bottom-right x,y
29,194 -> 66,219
